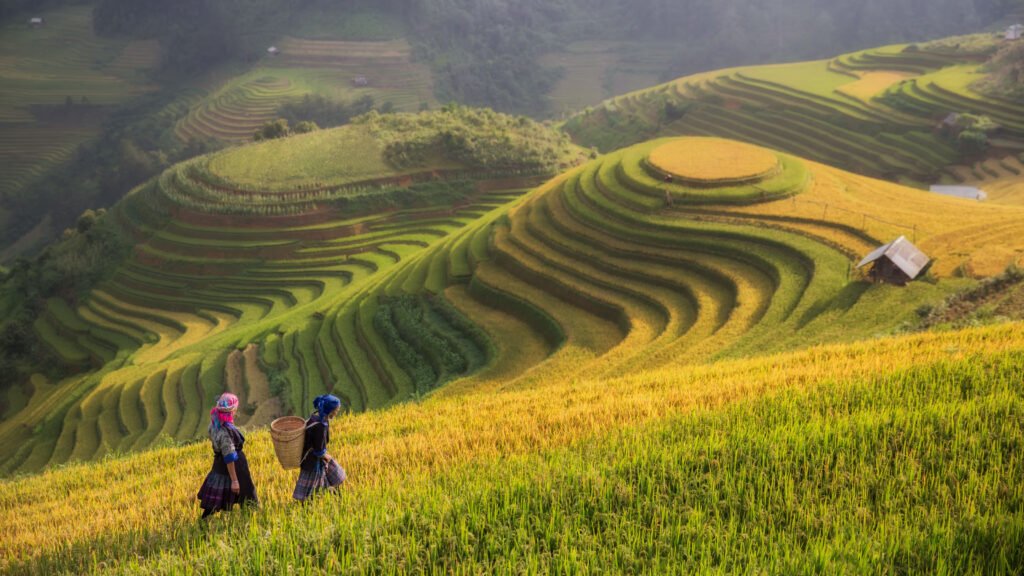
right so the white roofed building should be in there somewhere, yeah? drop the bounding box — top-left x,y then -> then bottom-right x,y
929,185 -> 986,200
857,236 -> 931,285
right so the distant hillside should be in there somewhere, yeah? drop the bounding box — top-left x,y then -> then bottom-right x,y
563,35 -> 1024,194
2,0 -> 1021,264
0,5 -> 161,258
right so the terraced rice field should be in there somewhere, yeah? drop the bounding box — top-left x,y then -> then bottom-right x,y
539,41 -> 674,116
0,121 -> 102,201
175,38 -> 436,144
5,149 -> 1024,569
0,6 -> 160,202
943,154 -> 1024,205
565,43 -> 1024,187
5,134 -> 1021,480
0,117 -> 568,475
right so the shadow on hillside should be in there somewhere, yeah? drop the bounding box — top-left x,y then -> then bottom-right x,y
796,281 -> 872,329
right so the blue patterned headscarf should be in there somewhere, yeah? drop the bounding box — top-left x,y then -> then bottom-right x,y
313,394 -> 341,422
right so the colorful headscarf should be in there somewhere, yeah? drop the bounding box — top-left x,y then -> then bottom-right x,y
210,392 -> 239,430
313,394 -> 341,422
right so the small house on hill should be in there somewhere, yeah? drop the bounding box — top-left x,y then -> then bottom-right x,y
1006,24 -> 1023,41
29,17 -> 44,27
857,236 -> 931,285
267,46 -> 280,56
352,75 -> 369,87
929,185 -> 987,200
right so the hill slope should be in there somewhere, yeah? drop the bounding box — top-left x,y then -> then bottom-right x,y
5,134 -> 1024,480
2,322 -> 1023,573
563,36 -> 1024,195
0,107 -> 585,475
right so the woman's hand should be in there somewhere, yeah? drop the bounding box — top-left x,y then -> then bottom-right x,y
227,461 -> 240,494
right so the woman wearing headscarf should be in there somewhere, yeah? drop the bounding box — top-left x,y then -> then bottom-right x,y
196,392 -> 258,518
293,394 -> 347,501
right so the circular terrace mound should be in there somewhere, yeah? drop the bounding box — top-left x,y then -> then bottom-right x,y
648,138 -> 779,185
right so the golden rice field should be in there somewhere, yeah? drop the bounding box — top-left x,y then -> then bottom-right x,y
5,129 -> 1024,572
2,321 -> 1023,573
672,154 -> 1024,277
647,138 -> 779,183
836,71 -> 915,102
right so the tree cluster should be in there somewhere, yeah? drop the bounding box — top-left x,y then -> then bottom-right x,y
356,105 -> 577,171
276,94 -> 389,130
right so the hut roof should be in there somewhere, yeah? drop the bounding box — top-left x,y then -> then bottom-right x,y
929,185 -> 986,200
857,236 -> 930,280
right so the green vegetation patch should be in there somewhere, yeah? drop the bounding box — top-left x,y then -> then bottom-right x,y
205,124 -> 394,190
358,106 -> 584,172
740,60 -> 860,100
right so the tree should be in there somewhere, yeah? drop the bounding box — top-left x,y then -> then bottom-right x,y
254,118 -> 290,141
957,129 -> 989,157
293,121 -> 319,134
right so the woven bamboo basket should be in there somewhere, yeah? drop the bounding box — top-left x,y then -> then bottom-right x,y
270,416 -> 307,470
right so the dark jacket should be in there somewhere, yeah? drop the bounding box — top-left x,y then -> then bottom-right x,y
299,416 -> 329,472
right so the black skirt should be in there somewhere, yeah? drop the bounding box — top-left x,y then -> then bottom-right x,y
197,449 -> 257,511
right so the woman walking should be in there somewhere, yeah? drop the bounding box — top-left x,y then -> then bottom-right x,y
293,394 -> 347,501
197,392 -> 258,518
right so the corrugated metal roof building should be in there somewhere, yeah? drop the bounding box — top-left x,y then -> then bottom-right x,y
857,236 -> 931,285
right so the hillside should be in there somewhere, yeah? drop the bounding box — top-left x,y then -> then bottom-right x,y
0,5 -> 160,257
173,38 -> 436,145
563,35 -> 1024,196
2,322 -> 1023,573
2,2 -> 1019,262
6,134 -> 1024,480
0,107 -> 586,475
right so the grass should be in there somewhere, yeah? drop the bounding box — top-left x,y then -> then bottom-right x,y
2,322 -> 1024,573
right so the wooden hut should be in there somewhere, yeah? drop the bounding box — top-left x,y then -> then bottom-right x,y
29,17 -> 45,27
267,46 -> 280,56
1006,24 -> 1023,41
857,236 -> 930,285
